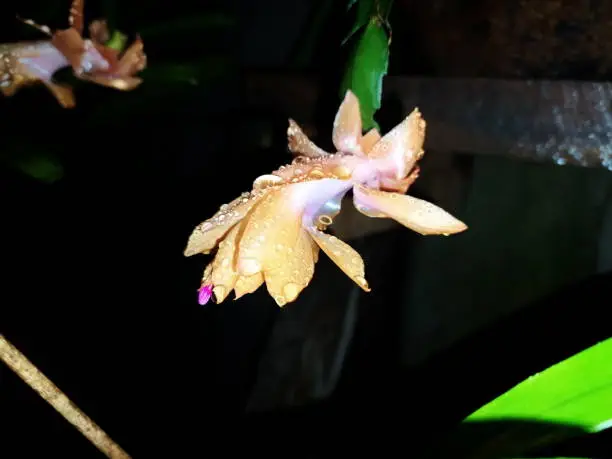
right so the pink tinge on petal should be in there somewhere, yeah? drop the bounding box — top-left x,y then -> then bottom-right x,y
198,284 -> 213,305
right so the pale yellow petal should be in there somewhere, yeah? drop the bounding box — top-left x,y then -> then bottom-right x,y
287,119 -> 330,158
332,90 -> 363,155
360,128 -> 381,154
209,222 -> 244,302
353,185 -> 468,236
201,263 -> 213,284
236,187 -> 301,277
367,108 -> 426,177
310,235 -> 320,263
184,189 -> 266,256
306,226 -> 370,292
264,229 -> 315,307
234,273 -> 264,299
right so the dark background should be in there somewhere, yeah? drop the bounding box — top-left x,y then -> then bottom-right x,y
1,0 -> 611,457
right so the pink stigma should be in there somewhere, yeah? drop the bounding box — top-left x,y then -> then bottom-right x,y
198,284 -> 213,305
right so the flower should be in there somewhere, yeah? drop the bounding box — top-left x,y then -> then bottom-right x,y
184,90 -> 468,307
8,0 -> 146,108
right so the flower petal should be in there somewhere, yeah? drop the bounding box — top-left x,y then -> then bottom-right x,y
264,229 -> 315,307
332,90 -> 363,155
379,167 -> 420,194
310,237 -> 320,263
234,273 -> 264,299
184,189 -> 266,256
360,128 -> 381,154
236,187 -> 301,277
287,119 -> 330,158
209,222 -> 244,302
306,226 -> 370,292
367,109 -> 426,178
353,185 -> 468,236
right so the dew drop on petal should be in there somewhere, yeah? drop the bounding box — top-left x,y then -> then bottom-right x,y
274,295 -> 287,307
283,283 -> 300,302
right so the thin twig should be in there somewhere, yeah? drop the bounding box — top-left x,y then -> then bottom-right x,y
0,334 -> 130,458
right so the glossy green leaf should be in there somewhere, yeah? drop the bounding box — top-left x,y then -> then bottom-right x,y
343,0 -> 393,45
466,338 -> 612,431
340,17 -> 389,131
425,340 -> 612,459
343,0 -> 374,45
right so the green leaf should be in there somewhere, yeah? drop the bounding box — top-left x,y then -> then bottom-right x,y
425,340 -> 612,459
340,17 -> 389,131
467,338 -> 612,431
342,0 -> 394,45
342,0 -> 375,45
10,152 -> 64,183
106,30 -> 128,52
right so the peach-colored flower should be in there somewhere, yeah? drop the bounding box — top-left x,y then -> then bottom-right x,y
184,90 -> 467,307
4,0 -> 145,108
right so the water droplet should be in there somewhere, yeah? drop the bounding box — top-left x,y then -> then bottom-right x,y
308,169 -> 325,179
253,174 -> 284,189
332,165 -> 351,179
274,295 -> 287,307
318,215 -> 333,226
283,283 -> 300,302
220,204 -> 229,210
238,258 -> 261,275
275,243 -> 285,251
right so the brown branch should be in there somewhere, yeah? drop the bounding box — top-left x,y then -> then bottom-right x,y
0,334 -> 130,458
